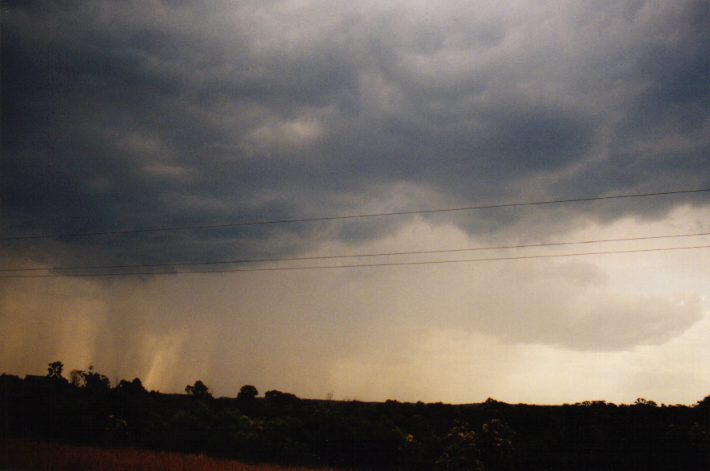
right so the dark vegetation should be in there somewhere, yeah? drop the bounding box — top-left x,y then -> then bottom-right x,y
1,362 -> 709,470
0,437 -> 328,471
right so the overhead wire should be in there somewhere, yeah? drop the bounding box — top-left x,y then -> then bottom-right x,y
1,244 -> 709,279
1,187 -> 709,241
1,231 -> 709,273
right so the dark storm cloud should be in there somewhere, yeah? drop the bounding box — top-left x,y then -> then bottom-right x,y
2,0 -> 709,267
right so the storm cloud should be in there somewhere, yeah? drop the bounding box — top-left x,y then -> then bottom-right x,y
3,1 -> 709,258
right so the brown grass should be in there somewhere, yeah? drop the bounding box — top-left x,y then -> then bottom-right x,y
0,438 -> 333,471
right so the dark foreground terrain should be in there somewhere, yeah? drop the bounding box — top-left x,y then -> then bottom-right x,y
1,365 -> 709,470
0,438 -> 330,471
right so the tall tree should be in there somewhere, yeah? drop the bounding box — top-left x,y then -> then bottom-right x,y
185,380 -> 212,399
46,361 -> 64,381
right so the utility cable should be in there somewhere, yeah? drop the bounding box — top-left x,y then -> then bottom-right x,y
1,231 -> 708,273
1,188 -> 708,241
1,244 -> 708,279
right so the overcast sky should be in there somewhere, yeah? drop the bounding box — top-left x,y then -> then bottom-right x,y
2,0 -> 709,404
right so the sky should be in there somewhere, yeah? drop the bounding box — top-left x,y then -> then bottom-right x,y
1,0 -> 709,404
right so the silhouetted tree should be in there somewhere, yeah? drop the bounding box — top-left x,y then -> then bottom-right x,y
46,361 -> 65,381
5,361 -> 710,470
185,380 -> 212,399
235,384 -> 259,415
117,377 -> 146,394
265,389 -> 299,405
70,365 -> 110,392
634,397 -> 658,407
237,384 -> 258,401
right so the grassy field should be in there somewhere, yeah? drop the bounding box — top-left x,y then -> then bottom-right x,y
0,439 -> 332,471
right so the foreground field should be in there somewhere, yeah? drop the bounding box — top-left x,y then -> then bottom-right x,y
0,439 -> 330,471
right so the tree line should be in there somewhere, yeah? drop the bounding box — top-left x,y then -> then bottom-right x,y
1,361 -> 708,470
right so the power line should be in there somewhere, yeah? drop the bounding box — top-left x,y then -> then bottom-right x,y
2,187 -> 709,241
2,244 -> 708,279
1,231 -> 709,273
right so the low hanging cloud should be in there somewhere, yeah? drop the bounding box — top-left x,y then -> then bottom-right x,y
317,219 -> 705,352
2,0 -> 709,269
454,260 -> 702,351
